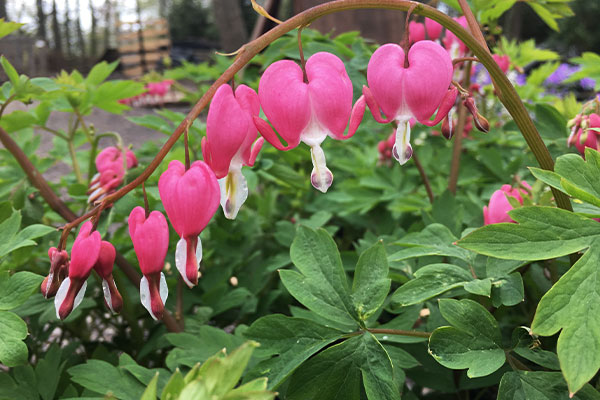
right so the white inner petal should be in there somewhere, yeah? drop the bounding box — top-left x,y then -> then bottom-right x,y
310,144 -> 333,193
54,278 -> 87,319
139,275 -> 156,320
392,119 -> 412,165
218,167 -> 248,220
159,272 -> 168,305
102,278 -> 114,313
175,237 -> 193,288
196,237 -> 203,266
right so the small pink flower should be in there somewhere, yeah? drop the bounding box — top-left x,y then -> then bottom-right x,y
409,19 -> 443,43
158,160 -> 220,287
54,221 -> 101,320
203,84 -> 264,219
88,147 -> 138,203
93,241 -> 123,314
128,207 -> 170,320
254,52 -> 365,193
360,41 -> 457,164
41,247 -> 69,298
442,16 -> 469,57
146,80 -> 174,97
568,113 -> 600,156
493,54 -> 511,74
483,183 -> 531,225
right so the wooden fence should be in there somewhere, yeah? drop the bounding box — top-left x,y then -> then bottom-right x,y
116,18 -> 170,78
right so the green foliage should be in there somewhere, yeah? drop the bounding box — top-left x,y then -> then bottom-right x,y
2,6 -> 600,400
0,19 -> 23,39
429,299 -> 505,378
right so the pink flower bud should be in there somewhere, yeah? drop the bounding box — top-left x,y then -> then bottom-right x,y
41,247 -> 69,298
54,222 -> 101,320
158,160 -> 219,288
128,207 -> 170,320
93,241 -> 122,314
483,183 -> 531,225
568,114 -> 600,157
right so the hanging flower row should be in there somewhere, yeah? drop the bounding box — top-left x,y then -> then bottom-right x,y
43,17 -> 501,321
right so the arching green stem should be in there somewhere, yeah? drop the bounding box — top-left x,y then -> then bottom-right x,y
69,0 -> 569,227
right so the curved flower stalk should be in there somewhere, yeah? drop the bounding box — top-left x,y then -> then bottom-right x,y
88,147 -> 138,203
483,182 -> 531,225
203,84 -> 264,219
41,247 -> 69,298
128,207 -> 170,320
253,51 -> 365,193
408,18 -> 442,44
568,113 -> 600,156
360,40 -> 457,165
93,241 -> 123,314
158,160 -> 220,287
55,221 -> 101,320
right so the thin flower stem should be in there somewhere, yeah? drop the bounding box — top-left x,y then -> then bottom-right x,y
68,139 -> 85,184
297,25 -> 308,83
184,126 -> 190,170
453,56 -> 479,66
142,182 -> 150,218
457,0 -> 489,53
0,95 -> 15,118
449,61 -> 472,194
412,150 -> 434,203
39,126 -> 69,140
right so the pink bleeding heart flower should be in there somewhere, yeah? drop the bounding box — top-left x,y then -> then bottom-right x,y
409,19 -> 443,44
54,221 -> 101,320
483,183 -> 531,225
146,80 -> 174,97
442,16 -> 469,57
493,54 -> 511,74
568,113 -> 600,157
360,40 -> 457,165
203,84 -> 264,219
128,207 -> 170,320
41,247 -> 69,298
254,52 -> 365,193
158,160 -> 220,287
89,147 -> 138,203
93,241 -> 123,314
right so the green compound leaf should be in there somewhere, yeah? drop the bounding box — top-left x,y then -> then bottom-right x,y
390,264 -> 474,307
286,333 -> 401,400
0,310 -> 28,366
531,247 -> 600,395
428,299 -> 505,378
389,224 -> 473,264
498,371 -> 600,400
458,206 -> 600,260
244,314 -> 342,389
280,226 -> 358,327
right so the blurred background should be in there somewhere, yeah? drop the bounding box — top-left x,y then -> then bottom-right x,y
1,0 -> 599,79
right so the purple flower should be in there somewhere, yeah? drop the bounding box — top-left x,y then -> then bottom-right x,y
515,73 -> 527,86
545,63 -> 580,86
580,77 -> 596,90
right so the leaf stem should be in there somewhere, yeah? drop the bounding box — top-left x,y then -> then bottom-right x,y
412,150 -> 434,203
449,61 -> 472,194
